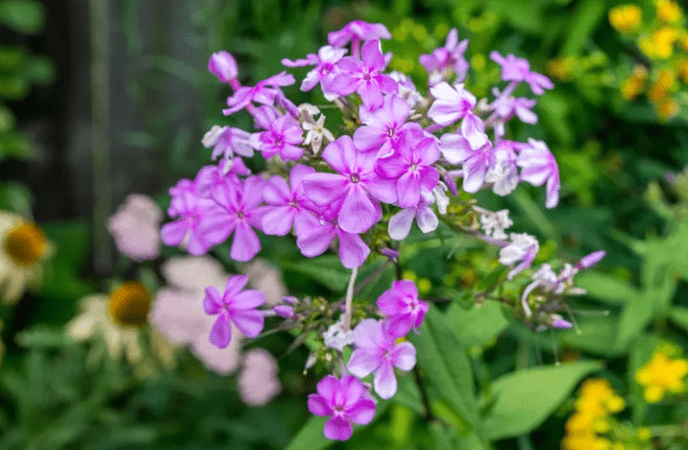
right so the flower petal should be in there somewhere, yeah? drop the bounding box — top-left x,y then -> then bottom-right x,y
230,308 -> 265,338
209,315 -> 232,348
373,362 -> 398,399
324,416 -> 353,441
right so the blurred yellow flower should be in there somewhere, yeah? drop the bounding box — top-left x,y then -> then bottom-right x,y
547,57 -> 575,82
636,351 -> 688,402
655,0 -> 682,23
609,5 -> 642,33
654,97 -> 680,120
640,27 -> 678,59
0,211 -> 54,305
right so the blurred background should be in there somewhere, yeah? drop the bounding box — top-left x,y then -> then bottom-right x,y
1,0 -> 688,449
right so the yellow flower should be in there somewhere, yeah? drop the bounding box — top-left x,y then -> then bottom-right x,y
609,5 -> 642,33
67,282 -> 175,375
637,427 -> 651,440
655,0 -> 682,23
640,27 -> 678,59
636,351 -> 688,402
654,97 -> 680,120
677,58 -> 688,83
547,57 -> 575,82
0,211 -> 54,305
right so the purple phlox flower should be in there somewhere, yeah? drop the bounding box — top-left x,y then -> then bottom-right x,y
516,138 -> 560,208
388,191 -> 439,240
295,208 -> 371,269
253,111 -> 304,161
480,209 -> 512,240
308,374 -> 376,441
223,71 -> 295,115
328,40 -> 398,109
389,71 -> 424,109
260,164 -> 318,237
275,90 -> 300,118
489,51 -> 554,95
302,136 -> 396,234
484,140 -> 519,196
206,176 -> 266,262
328,21 -> 391,48
427,82 -> 477,126
203,125 -> 254,160
251,104 -> 279,131
208,51 -> 238,84
194,159 -> 250,197
419,28 -> 469,82
499,233 -> 540,280
161,184 -> 225,256
377,280 -> 429,337
203,273 -> 265,348
491,90 -> 538,124
283,46 -> 348,96
375,133 -> 440,208
347,319 -> 416,399
354,94 -> 418,155
439,131 -> 494,194
107,194 -> 162,261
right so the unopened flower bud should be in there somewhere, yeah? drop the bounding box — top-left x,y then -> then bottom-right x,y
274,305 -> 295,319
380,248 -> 399,262
282,296 -> 299,305
576,250 -> 605,270
208,51 -> 238,83
551,315 -> 573,329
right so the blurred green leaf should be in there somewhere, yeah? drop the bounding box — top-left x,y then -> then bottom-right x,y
482,361 -> 601,440
445,300 -> 509,348
0,0 -> 44,34
408,306 -> 481,434
561,0 -> 605,56
575,271 -> 640,304
559,315 -> 624,356
670,306 -> 688,333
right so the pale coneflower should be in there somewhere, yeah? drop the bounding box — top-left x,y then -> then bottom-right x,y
0,211 -> 54,305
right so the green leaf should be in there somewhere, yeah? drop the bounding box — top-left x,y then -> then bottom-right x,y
408,306 -> 481,434
482,361 -> 602,440
616,291 -> 654,350
561,0 -> 605,56
0,0 -> 44,34
284,255 -> 352,292
445,300 -> 509,348
575,271 -> 640,304
670,306 -> 688,333
559,316 -> 625,357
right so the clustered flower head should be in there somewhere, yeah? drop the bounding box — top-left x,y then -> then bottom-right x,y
635,346 -> 688,403
158,20 -> 606,440
610,0 -> 688,120
563,378 -> 650,450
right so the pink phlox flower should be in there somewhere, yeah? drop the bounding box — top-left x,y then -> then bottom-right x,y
275,90 -> 300,118
253,112 -> 304,161
328,21 -> 391,48
376,280 -> 429,337
203,273 -> 265,348
347,319 -> 417,399
283,46 -> 348,97
516,138 -> 560,208
107,194 -> 162,261
194,160 -> 249,198
354,94 -> 416,155
427,82 -> 477,126
375,133 -> 440,208
499,233 -> 540,280
308,374 -> 376,441
328,40 -> 398,109
492,91 -> 538,124
389,71 -> 424,108
223,71 -> 295,115
489,51 -> 554,95
260,164 -> 318,237
203,125 -> 254,160
419,28 -> 469,82
484,140 -> 519,196
387,191 -> 439,241
208,51 -> 238,84
295,208 -> 371,269
206,176 -> 266,262
238,348 -> 282,406
439,131 -> 494,194
161,183 -> 225,256
302,135 -> 396,234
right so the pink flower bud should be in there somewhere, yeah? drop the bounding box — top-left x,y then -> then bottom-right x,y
282,296 -> 299,305
273,305 -> 294,319
208,51 -> 238,83
576,251 -> 605,270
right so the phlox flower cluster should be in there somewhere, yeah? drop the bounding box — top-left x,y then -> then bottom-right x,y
159,20 -> 605,441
